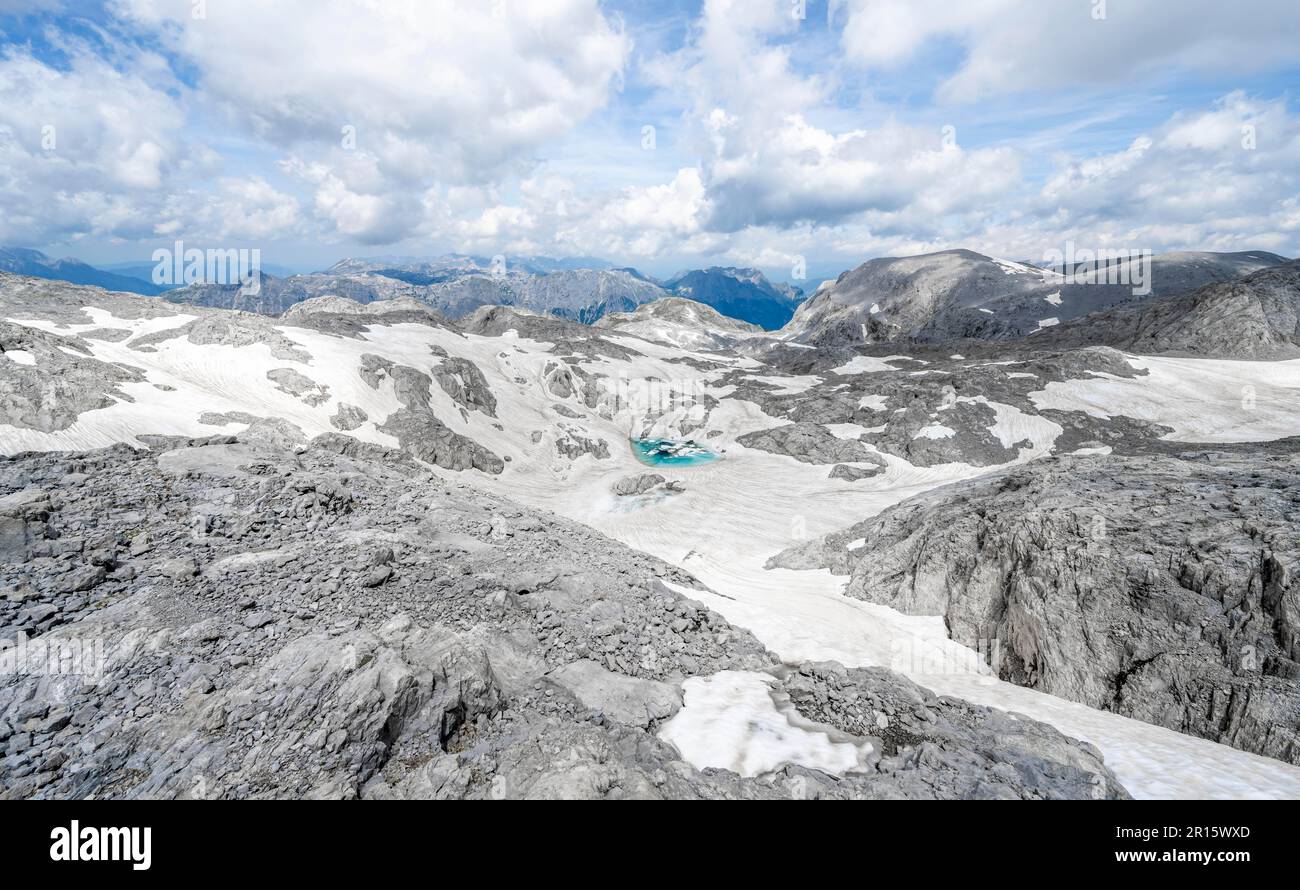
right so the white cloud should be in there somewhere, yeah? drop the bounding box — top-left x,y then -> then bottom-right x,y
1036,93 -> 1300,249
836,0 -> 1300,102
109,0 -> 630,247
0,44 -> 183,241
164,176 -> 302,241
646,0 -> 1021,233
115,0 -> 629,178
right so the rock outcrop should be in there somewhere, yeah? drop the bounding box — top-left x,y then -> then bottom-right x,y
789,452 -> 1300,764
1035,260 -> 1300,359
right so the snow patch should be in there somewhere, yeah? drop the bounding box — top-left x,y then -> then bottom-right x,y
915,423 -> 956,440
824,423 -> 870,440
830,355 -> 908,375
744,374 -> 822,395
658,671 -> 868,778
1030,356 -> 1300,443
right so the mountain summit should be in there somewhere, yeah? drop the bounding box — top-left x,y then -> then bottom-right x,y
782,248 -> 1287,346
663,267 -> 803,330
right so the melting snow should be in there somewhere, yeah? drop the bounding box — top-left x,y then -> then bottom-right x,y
1030,356 -> 1300,442
824,423 -> 871,440
915,423 -> 956,440
745,374 -> 822,395
4,350 -> 35,366
830,355 -> 908,375
658,671 -> 869,778
993,258 -> 1037,276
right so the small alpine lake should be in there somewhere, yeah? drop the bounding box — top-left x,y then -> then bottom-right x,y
630,438 -> 721,467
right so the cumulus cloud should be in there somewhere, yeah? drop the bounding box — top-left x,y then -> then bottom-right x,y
158,176 -> 303,242
1033,92 -> 1300,252
113,0 -> 630,242
836,0 -> 1300,102
0,43 -> 183,242
645,0 -> 1021,234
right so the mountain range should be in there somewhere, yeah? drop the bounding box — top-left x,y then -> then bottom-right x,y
4,247 -> 809,329
0,247 -> 167,296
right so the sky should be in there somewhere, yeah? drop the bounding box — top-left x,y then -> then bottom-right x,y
0,0 -> 1298,282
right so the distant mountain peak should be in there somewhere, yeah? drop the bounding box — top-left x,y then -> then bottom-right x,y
0,245 -> 165,296
662,267 -> 803,330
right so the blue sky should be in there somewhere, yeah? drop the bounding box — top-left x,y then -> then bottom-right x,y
1,0 -> 1298,282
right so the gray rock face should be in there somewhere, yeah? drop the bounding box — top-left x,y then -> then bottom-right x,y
131,314 -> 312,363
237,418 -> 309,451
243,265 -> 668,324
550,660 -> 681,728
1035,260 -> 1300,359
599,297 -> 761,333
432,356 -> 496,417
828,464 -> 884,482
858,399 -> 1021,468
266,368 -> 330,406
278,295 -> 452,337
374,267 -> 666,324
357,353 -> 504,474
1,321 -> 145,433
0,489 -> 52,562
329,403 -> 368,431
358,353 -> 429,407
784,249 -> 1287,347
554,430 -> 611,461
0,439 -> 1126,799
612,473 -> 667,496
510,269 -> 666,324
799,452 -> 1300,764
378,410 -> 504,474
737,422 -> 884,466
782,662 -> 1127,800
461,306 -> 643,362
